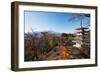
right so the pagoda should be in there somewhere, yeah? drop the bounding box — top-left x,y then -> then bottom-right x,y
73,20 -> 89,48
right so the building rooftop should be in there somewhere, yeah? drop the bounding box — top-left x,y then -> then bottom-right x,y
75,27 -> 88,30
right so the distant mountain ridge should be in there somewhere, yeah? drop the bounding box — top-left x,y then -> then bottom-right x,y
25,30 -> 62,38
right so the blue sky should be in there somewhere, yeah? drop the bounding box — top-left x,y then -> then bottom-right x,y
24,11 -> 90,33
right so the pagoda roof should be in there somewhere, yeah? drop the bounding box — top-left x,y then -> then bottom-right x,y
75,27 -> 88,30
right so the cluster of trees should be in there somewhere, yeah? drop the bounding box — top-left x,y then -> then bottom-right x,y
24,31 -> 74,61
61,33 -> 74,46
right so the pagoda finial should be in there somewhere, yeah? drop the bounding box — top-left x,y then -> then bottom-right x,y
80,19 -> 82,28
